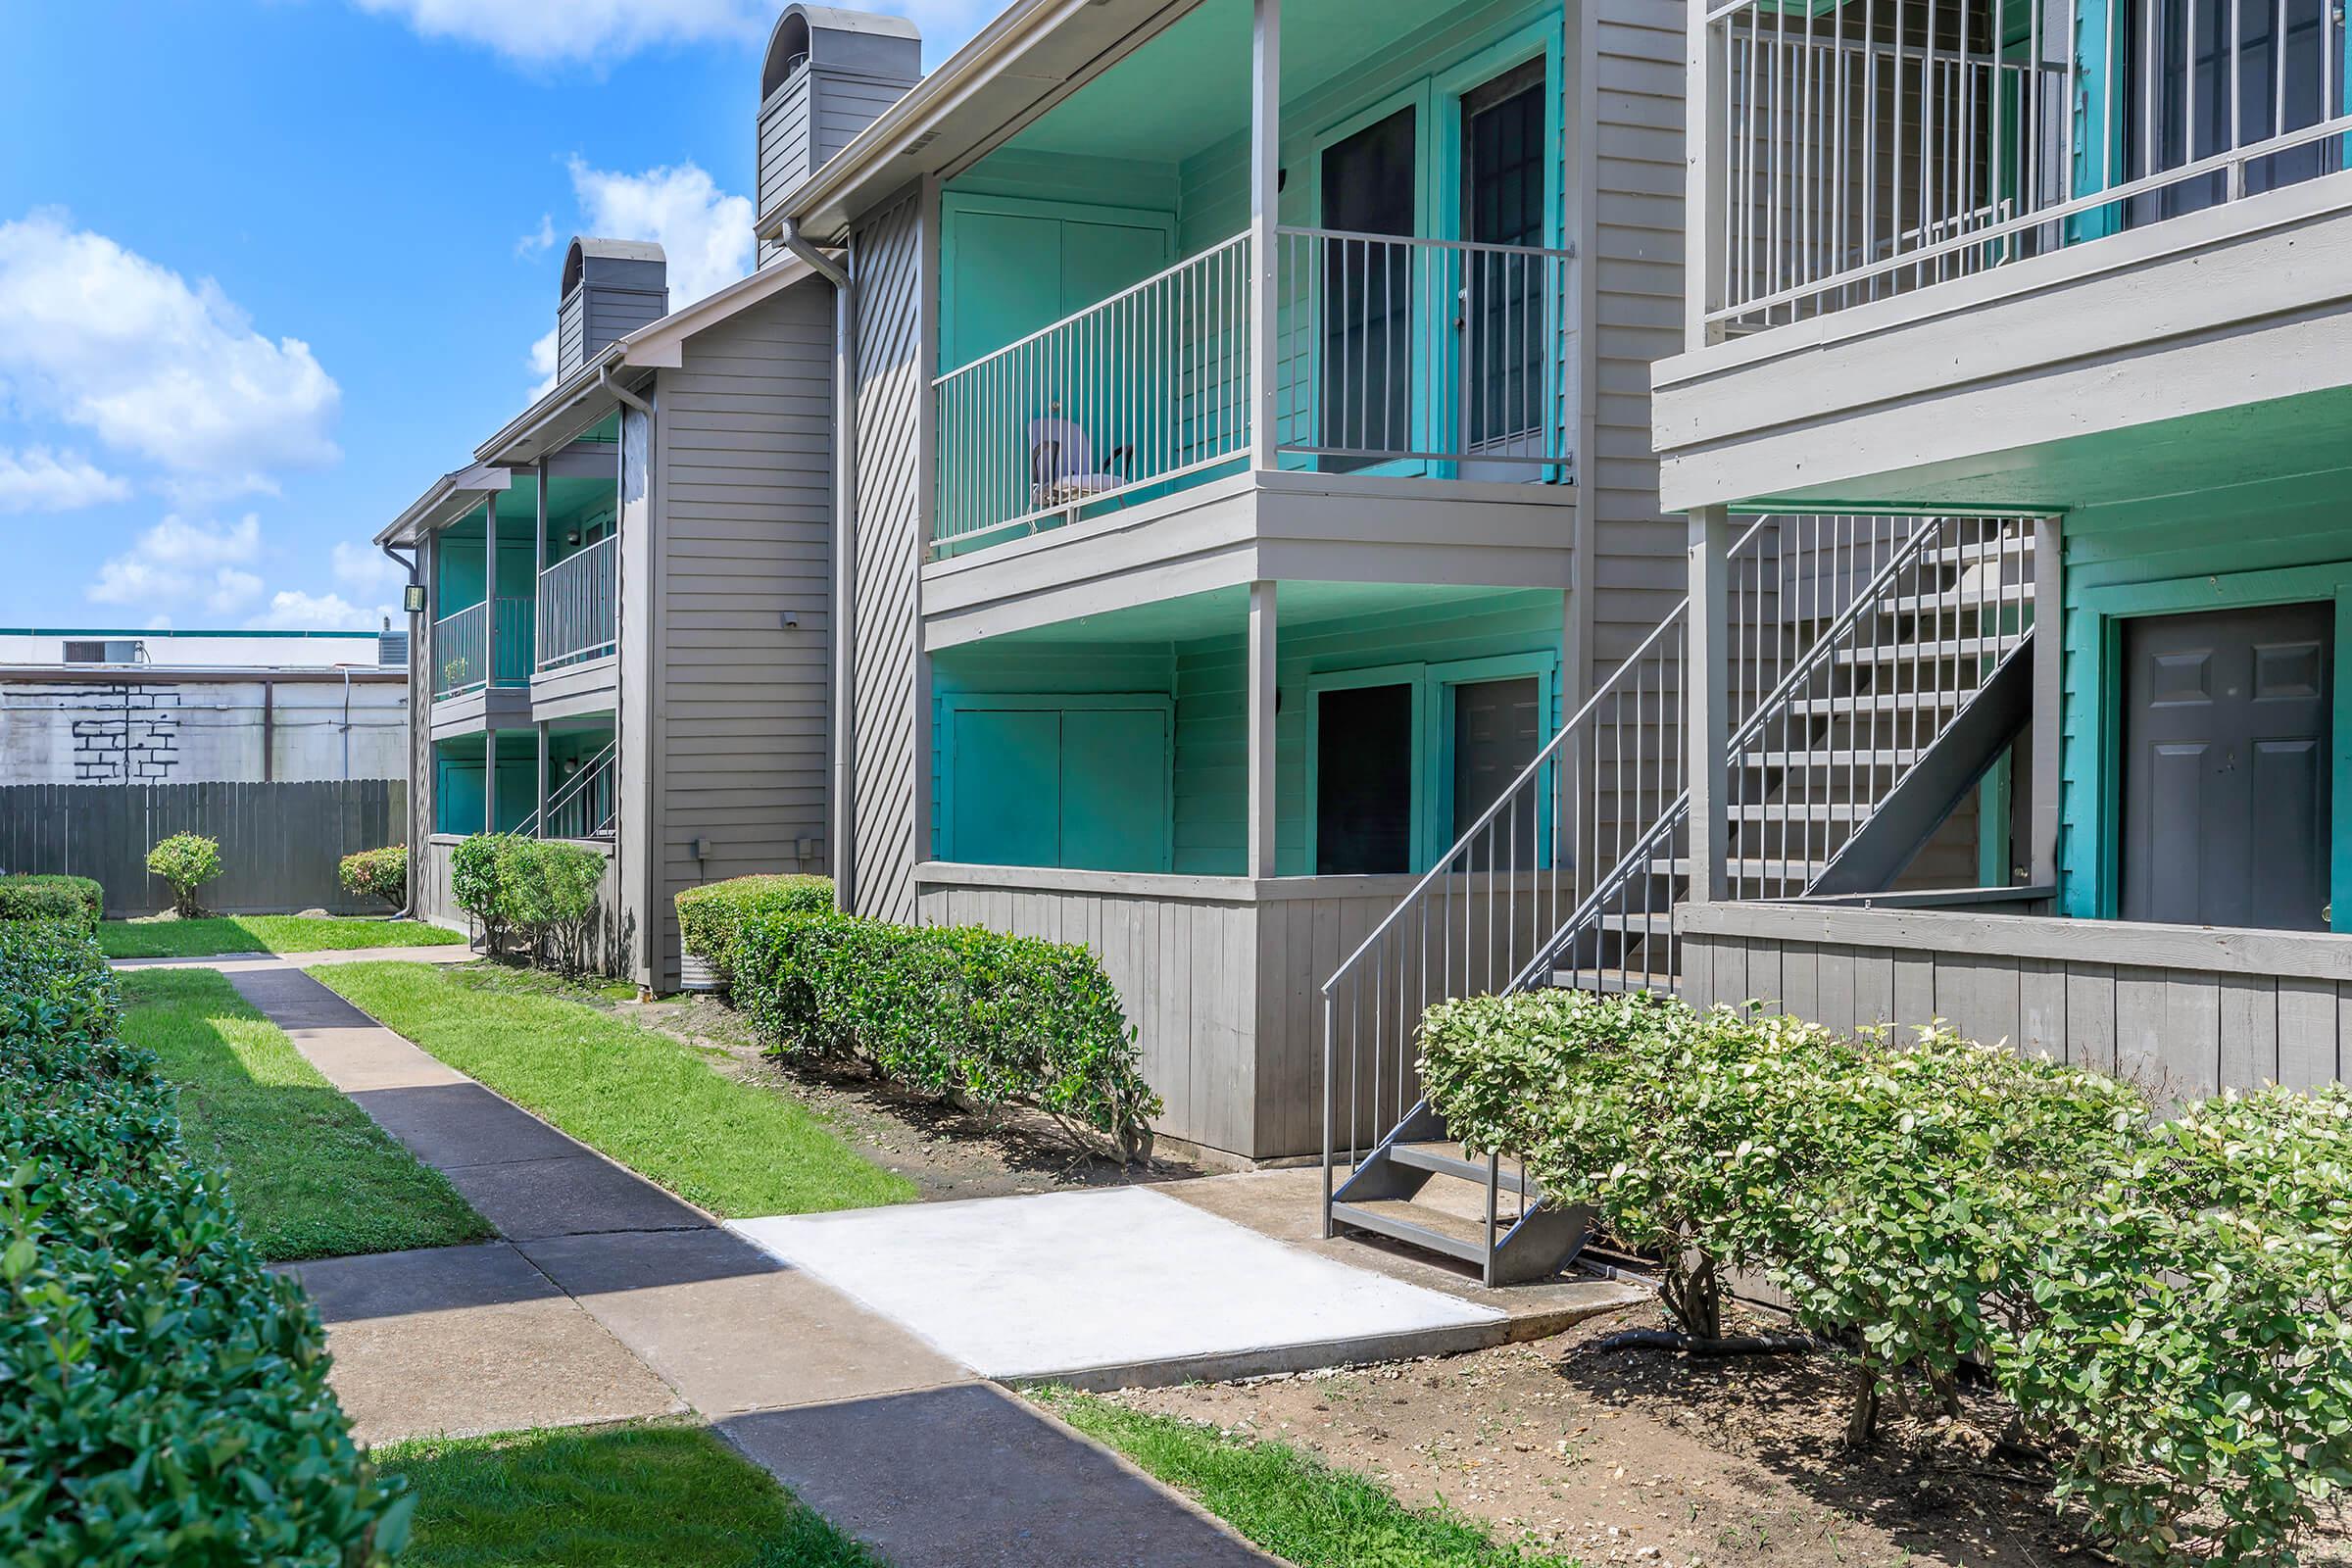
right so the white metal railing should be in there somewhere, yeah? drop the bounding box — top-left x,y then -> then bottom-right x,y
537,536 -> 617,670
932,233 -> 1252,552
519,739 -> 618,842
1271,226 -> 1574,472
1704,0 -> 2349,330
433,603 -> 486,699
929,227 -> 1576,552
1320,514 -> 2039,1258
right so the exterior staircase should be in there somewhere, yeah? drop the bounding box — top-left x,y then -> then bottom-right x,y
1322,514 -> 2039,1285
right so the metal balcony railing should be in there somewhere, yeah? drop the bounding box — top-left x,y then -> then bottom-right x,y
537,535 -> 617,670
929,227 -> 1576,553
431,597 -> 534,699
519,739 -> 618,842
1701,0 -> 2349,331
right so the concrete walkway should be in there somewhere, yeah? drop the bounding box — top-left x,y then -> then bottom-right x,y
115,943 -> 475,971
222,960 -> 1279,1567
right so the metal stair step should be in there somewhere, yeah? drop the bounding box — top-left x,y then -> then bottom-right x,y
1877,584 -> 2034,616
1550,966 -> 1681,995
1923,537 -> 2034,568
1331,1197 -> 1506,1265
1835,636 -> 2013,666
1781,688 -> 1967,717
1741,748 -> 1926,768
1646,856 -> 1826,881
1390,1140 -> 1535,1189
1732,802 -> 1868,822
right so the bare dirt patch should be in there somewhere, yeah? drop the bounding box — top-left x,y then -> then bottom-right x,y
1097,1298 -> 2352,1568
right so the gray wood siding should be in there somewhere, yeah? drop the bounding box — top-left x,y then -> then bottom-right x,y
813,74 -> 906,166
847,187 -> 928,922
1587,0 -> 1689,690
1679,903 -> 2352,1101
558,293 -> 588,384
758,74 -> 815,220
651,284 -> 836,986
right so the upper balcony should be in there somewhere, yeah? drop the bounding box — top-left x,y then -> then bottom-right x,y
1655,0 -> 2352,515
907,0 -> 1583,643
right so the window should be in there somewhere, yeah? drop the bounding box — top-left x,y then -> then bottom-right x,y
1316,683 -> 1417,873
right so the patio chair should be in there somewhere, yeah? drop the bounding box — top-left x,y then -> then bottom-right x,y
1028,414 -> 1132,513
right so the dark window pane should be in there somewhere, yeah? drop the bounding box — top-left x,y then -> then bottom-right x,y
1320,106 -> 1418,470
1317,683 -> 1415,874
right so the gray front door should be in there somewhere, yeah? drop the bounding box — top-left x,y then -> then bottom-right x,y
2121,602 -> 2332,930
1451,676 -> 1541,863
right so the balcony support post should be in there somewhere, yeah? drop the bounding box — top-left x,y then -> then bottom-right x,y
537,721 -> 551,841
534,457 -> 548,668
1249,0 -> 1281,470
1686,508 -> 1732,903
1248,579 -> 1278,878
484,727 -> 498,836
1684,0 -> 1726,350
2029,515 -> 2063,888
484,492 -> 498,688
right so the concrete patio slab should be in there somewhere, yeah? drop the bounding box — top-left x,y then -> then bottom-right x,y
283,1244 -> 683,1444
271,1025 -> 468,1092
520,1229 -> 970,1415
440,1152 -> 708,1241
720,1384 -> 1278,1568
1164,1167 -> 1652,1337
730,1186 -> 1505,1388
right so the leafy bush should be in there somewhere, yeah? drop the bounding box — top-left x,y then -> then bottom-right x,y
145,832 -> 222,918
338,845 -> 407,911
1422,992 -> 2352,1563
730,911 -> 1160,1160
1999,1087 -> 2352,1565
675,874 -> 834,985
492,838 -> 606,975
0,872 -> 102,930
0,921 -> 410,1565
450,833 -> 513,954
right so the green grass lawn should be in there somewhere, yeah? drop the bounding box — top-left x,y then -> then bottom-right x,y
100,914 -> 467,959
381,1422 -> 880,1567
1036,1389 -> 1584,1568
119,968 -> 491,1260
317,961 -> 915,1218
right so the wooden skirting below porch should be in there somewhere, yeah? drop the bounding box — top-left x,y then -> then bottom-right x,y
1677,901 -> 2352,1100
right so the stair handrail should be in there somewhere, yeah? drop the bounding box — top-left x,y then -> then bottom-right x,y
1509,514 -> 1962,993
517,739 -> 619,841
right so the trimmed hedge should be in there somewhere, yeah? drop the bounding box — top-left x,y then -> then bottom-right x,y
145,832 -> 222,919
494,837 -> 605,975
338,845 -> 407,911
0,872 -> 103,930
1420,990 -> 2352,1565
729,910 -> 1160,1160
0,921 -> 409,1565
675,874 -> 834,984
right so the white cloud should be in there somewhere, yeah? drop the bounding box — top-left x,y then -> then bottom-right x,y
331,539 -> 406,597
567,158 -> 752,307
516,213 -> 556,258
86,514 -> 268,616
0,212 -> 340,499
0,447 -> 130,514
351,0 -> 765,66
246,589 -> 380,631
525,326 -> 560,402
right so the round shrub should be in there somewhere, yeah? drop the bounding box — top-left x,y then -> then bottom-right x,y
145,832 -> 223,918
338,845 -> 407,911
675,874 -> 834,986
729,910 -> 1160,1161
449,833 -> 513,954
0,872 -> 103,930
0,921 -> 410,1565
493,838 -> 606,975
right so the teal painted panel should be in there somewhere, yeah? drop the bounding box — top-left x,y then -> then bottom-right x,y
953,709 -> 1061,866
946,210 -> 1062,369
494,752 -> 537,835
436,756 -> 485,836
1061,708 -> 1170,871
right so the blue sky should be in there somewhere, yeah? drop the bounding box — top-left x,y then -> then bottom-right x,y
0,0 -> 984,631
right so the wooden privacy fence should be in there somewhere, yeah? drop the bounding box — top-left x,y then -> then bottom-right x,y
0,779 -> 407,917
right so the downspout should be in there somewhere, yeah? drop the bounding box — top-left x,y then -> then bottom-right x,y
780,219 -> 858,914
380,540 -> 422,921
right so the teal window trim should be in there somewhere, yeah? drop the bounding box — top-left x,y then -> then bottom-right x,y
2065,561 -> 2352,930
1303,648 -> 1561,874
1304,662 -> 1433,874
936,190 -> 1179,373
1298,10 -> 1566,483
937,690 -> 1176,871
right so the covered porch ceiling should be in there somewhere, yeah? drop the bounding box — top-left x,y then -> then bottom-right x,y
438,469 -> 617,545
950,580 -> 1559,650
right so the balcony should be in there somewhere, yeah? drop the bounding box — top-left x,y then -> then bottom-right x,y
431,597 -> 533,700
1656,0 -> 2352,515
532,532 -> 619,715
933,227 -> 1572,556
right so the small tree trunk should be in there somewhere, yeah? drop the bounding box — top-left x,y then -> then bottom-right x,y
1845,1361 -> 1881,1446
1675,1248 -> 1723,1343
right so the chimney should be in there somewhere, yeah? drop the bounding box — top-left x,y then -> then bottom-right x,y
557,237 -> 669,382
755,6 -> 924,239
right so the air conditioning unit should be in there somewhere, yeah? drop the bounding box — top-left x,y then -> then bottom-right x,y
62,639 -> 143,665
